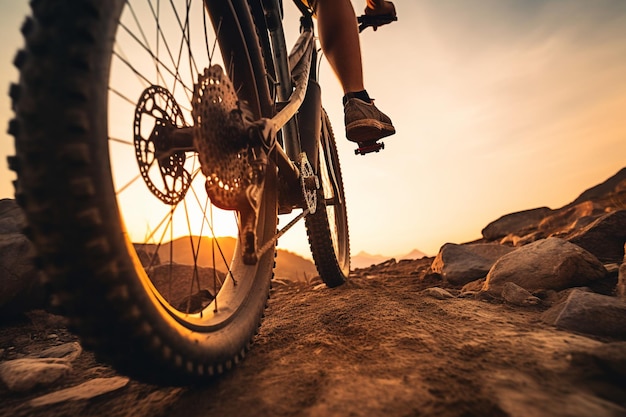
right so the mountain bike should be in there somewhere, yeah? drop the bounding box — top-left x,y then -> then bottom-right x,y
8,0 -> 395,383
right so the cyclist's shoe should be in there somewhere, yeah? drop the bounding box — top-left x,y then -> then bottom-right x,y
344,97 -> 396,143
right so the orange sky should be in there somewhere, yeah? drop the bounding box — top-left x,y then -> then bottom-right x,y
1,0 -> 625,259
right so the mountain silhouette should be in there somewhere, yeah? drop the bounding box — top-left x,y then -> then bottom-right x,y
352,248 -> 427,269
399,249 -> 427,260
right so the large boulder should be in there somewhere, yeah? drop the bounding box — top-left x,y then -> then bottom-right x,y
0,198 -> 26,234
567,210 -> 626,263
481,207 -> 553,241
0,199 -> 46,316
482,238 -> 607,296
429,243 -> 515,286
541,289 -> 626,339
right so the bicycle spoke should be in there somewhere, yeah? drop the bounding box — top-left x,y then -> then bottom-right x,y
109,136 -> 134,146
165,0 -> 199,101
188,178 -> 236,286
151,0 -> 164,86
109,86 -> 141,108
115,172 -> 143,196
107,0 -> 274,322
125,1 -> 167,88
115,25 -> 193,97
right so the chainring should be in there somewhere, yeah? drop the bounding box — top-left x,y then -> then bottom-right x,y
133,85 -> 191,205
300,153 -> 318,215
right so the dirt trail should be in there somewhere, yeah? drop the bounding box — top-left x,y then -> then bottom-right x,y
2,260 -> 625,417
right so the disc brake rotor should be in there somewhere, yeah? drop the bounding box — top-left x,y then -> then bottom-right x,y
133,85 -> 191,205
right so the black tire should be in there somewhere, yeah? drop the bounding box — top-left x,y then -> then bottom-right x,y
9,0 -> 277,383
305,110 -> 350,287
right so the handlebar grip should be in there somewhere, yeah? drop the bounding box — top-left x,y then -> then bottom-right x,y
357,14 -> 398,32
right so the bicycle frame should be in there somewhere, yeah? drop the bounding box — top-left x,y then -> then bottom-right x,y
251,0 -> 321,203
9,0 -> 351,381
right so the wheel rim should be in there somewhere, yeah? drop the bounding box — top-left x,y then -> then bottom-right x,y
107,0 -> 275,330
319,118 -> 350,274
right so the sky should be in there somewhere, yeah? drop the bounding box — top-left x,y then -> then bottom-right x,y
1,0 -> 625,259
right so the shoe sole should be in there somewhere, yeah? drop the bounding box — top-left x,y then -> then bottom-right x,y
346,120 -> 396,143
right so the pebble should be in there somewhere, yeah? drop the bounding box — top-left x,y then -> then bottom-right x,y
29,377 -> 130,407
422,287 -> 456,300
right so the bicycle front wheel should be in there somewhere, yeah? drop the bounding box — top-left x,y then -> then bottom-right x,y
305,110 -> 351,287
10,0 -> 277,383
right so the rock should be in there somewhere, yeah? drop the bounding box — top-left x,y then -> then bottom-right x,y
0,233 -> 45,316
569,342 -> 626,380
0,199 -> 27,234
29,377 -> 130,407
134,243 -> 160,267
604,263 -> 620,276
422,287 -> 455,300
488,370 -> 626,417
619,251 -> 626,299
0,342 -> 83,392
501,282 -> 541,306
0,201 -> 42,317
483,238 -> 607,296
32,342 -> 82,362
430,243 -> 516,286
176,289 -> 214,313
538,201 -> 600,236
147,264 -> 225,307
567,210 -> 626,263
499,231 -> 544,247
481,207 -> 553,241
460,278 -> 486,294
0,359 -> 72,392
541,289 -> 626,339
533,289 -> 566,306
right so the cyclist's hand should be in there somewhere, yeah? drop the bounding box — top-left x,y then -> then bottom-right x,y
363,1 -> 396,31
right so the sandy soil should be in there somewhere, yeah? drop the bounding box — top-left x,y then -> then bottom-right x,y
1,258 -> 625,417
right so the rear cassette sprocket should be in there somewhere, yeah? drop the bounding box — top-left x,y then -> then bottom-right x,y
192,65 -> 267,264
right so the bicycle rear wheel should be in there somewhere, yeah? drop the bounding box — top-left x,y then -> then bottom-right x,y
305,110 -> 351,287
9,0 -> 277,383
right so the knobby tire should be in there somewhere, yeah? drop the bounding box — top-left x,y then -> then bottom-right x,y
9,0 -> 277,383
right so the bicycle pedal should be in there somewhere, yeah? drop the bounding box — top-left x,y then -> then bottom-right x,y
354,141 -> 384,156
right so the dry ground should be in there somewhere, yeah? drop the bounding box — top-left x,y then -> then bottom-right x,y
1,259 -> 625,417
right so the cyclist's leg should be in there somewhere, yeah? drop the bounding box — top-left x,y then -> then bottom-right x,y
313,0 -> 395,143
315,0 -> 364,95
